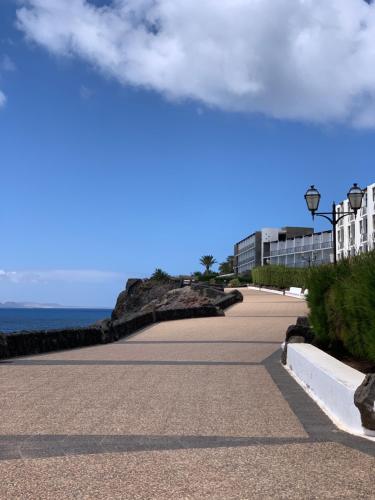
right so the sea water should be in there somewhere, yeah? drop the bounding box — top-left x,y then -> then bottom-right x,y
0,308 -> 112,333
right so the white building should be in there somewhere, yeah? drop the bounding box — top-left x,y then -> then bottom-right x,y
234,227 -> 313,274
270,230 -> 333,267
336,182 -> 375,260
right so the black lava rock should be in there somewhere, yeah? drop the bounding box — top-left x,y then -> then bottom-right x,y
281,335 -> 306,365
354,374 -> 375,431
285,324 -> 315,344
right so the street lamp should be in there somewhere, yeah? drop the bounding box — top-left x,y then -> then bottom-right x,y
347,183 -> 363,215
304,185 -> 321,215
304,184 -> 364,265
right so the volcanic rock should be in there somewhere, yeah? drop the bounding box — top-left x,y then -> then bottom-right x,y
354,374 -> 375,431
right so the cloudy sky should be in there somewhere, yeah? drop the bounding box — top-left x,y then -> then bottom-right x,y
0,0 -> 375,305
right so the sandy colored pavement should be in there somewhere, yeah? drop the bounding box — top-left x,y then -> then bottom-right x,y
0,289 -> 374,499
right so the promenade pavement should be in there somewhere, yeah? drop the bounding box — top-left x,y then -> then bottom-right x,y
0,289 -> 374,499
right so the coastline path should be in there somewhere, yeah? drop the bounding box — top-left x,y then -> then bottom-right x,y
0,289 -> 374,498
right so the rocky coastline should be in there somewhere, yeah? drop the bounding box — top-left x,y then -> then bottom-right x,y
0,279 -> 243,360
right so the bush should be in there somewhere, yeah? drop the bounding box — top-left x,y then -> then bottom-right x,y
306,251 -> 375,362
215,273 -> 251,285
228,278 -> 241,288
252,265 -> 308,289
150,268 -> 171,281
193,271 -> 218,282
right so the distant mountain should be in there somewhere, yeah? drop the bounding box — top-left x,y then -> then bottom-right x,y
0,301 -> 66,309
0,302 -> 112,309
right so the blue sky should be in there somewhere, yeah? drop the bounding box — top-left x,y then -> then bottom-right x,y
0,0 -> 375,306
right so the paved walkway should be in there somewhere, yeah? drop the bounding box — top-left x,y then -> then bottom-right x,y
0,289 -> 374,499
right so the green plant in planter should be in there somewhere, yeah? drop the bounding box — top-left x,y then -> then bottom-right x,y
306,251 -> 375,363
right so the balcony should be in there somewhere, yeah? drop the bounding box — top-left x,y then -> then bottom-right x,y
361,233 -> 368,243
321,241 -> 333,249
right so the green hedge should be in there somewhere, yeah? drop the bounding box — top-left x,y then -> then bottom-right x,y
306,251 -> 375,363
216,273 -> 251,285
252,265 -> 308,289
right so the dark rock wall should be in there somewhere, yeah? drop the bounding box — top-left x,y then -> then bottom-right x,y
112,278 -> 182,320
0,290 -> 243,360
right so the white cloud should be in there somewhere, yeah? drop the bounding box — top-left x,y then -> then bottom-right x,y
80,84 -> 94,99
1,55 -> 16,72
0,269 -> 122,284
15,0 -> 375,126
0,90 -> 6,107
0,55 -> 14,107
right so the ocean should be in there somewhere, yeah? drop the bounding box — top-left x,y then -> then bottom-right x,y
0,308 -> 113,333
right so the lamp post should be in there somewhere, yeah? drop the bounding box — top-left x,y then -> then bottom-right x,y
304,184 -> 364,265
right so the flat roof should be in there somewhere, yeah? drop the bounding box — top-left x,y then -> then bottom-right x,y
236,226 -> 311,245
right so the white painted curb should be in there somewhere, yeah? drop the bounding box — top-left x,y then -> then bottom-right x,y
285,344 -> 375,441
247,285 -> 305,299
247,285 -> 284,295
284,291 -> 306,300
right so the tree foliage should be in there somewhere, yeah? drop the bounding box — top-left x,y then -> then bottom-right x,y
218,256 -> 234,274
200,255 -> 217,273
150,268 -> 171,281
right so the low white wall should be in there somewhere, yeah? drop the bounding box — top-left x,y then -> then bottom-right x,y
247,285 -> 305,299
286,344 -> 374,439
247,286 -> 284,295
284,291 -> 305,300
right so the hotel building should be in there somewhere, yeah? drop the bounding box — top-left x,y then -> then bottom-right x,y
234,227 -> 314,275
336,182 -> 375,260
269,230 -> 333,267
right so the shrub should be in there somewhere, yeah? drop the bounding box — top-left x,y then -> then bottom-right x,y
252,265 -> 308,289
150,268 -> 171,281
306,264 -> 337,345
306,251 -> 375,362
194,272 -> 218,282
228,278 -> 241,288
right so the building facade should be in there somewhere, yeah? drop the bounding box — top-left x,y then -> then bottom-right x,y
234,227 -> 313,275
269,230 -> 333,267
336,182 -> 375,260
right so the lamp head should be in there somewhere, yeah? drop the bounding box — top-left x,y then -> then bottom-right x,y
304,185 -> 321,215
347,183 -> 364,215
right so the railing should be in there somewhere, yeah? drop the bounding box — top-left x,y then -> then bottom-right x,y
321,240 -> 333,249
270,241 -> 333,257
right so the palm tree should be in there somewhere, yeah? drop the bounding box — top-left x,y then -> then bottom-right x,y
200,255 -> 217,273
218,255 -> 234,274
150,268 -> 171,281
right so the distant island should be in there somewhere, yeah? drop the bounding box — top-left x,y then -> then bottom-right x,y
0,302 -> 111,309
